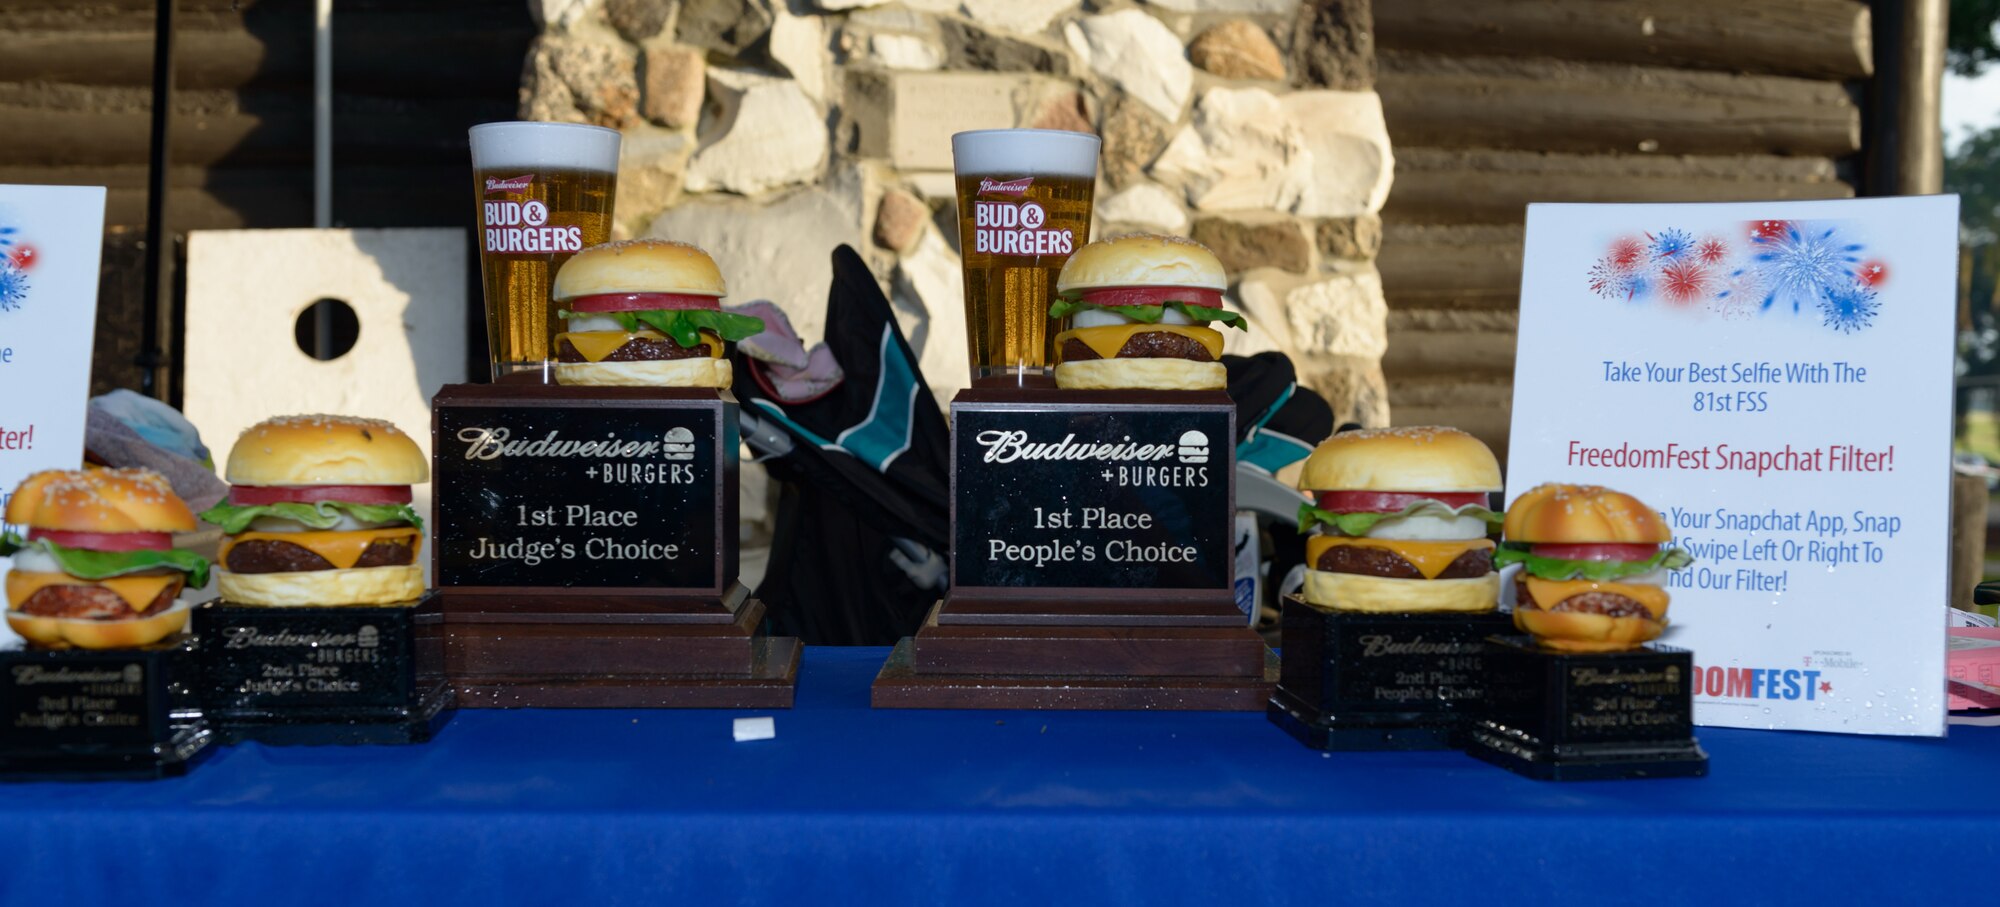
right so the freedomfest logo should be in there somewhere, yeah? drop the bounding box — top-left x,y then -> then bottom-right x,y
1584,220 -> 1890,333
0,221 -> 33,315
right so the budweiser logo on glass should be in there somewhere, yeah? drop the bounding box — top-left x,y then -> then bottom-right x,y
467,122 -> 620,382
951,129 -> 1100,387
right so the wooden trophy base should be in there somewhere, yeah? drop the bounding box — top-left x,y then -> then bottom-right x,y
193,596 -> 452,746
1,638 -> 209,780
439,583 -> 800,709
1463,636 -> 1708,781
1268,596 -> 1514,751
872,593 -> 1276,711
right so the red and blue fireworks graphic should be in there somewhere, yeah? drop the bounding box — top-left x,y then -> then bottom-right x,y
0,223 -> 30,313
1585,219 -> 1885,332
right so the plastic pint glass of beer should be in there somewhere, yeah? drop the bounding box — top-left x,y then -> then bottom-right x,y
951,129 -> 1100,387
469,121 -> 620,380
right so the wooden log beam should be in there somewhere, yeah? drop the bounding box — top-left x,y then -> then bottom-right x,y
1375,0 -> 1872,80
0,164 -> 472,231
1382,149 -> 1854,227
1378,223 -> 1524,309
0,23 -> 527,95
1379,53 -> 1861,157
0,96 -> 508,168
1382,309 -> 1519,380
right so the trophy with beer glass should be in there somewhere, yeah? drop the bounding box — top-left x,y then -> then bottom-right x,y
873,129 -> 1275,709
430,122 -> 798,708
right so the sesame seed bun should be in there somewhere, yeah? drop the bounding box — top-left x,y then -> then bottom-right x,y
1056,234 -> 1226,294
224,415 -> 427,487
5,605 -> 189,649
4,469 -> 196,533
1300,570 -> 1501,613
1514,609 -> 1665,653
216,564 -> 425,607
1053,358 -> 1225,390
552,239 -> 726,300
554,356 -> 733,388
1503,483 -> 1670,544
1298,427 -> 1502,493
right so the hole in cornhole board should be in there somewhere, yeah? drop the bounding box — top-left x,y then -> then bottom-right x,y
295,298 -> 361,361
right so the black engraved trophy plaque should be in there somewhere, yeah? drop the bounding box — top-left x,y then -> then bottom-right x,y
873,389 -> 1276,709
1,639 -> 208,779
431,384 -> 798,708
193,598 -> 449,745
1464,638 -> 1708,780
1268,601 -> 1511,750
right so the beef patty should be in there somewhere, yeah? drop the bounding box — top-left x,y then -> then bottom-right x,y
556,332 -> 716,363
1060,331 -> 1215,362
226,536 -> 417,574
17,578 -> 183,620
1514,575 -> 1656,619
1315,544 -> 1491,580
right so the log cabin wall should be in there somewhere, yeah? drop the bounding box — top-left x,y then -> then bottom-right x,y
1372,0 -> 1872,463
0,0 -> 532,394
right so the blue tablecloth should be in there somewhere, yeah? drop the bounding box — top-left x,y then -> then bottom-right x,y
2,646 -> 1993,905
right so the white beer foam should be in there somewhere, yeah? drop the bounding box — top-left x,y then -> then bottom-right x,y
469,121 -> 621,172
951,128 -> 1100,179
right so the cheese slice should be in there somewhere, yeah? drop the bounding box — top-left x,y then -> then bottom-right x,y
1054,324 -> 1223,362
1306,536 -> 1493,580
556,330 -> 723,363
6,570 -> 180,614
1522,577 -> 1669,619
221,527 -> 422,571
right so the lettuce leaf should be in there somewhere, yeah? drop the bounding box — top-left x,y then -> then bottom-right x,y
1492,543 -> 1693,582
0,533 -> 210,588
558,308 -> 766,348
1047,298 -> 1248,331
198,501 -> 423,535
1296,499 -> 1503,536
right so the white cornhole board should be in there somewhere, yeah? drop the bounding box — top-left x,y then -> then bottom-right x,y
182,228 -> 467,583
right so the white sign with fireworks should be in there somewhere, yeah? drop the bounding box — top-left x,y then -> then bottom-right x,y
1509,195 -> 1959,736
0,185 -> 106,532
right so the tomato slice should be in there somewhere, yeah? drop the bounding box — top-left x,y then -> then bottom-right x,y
566,292 -> 721,313
1079,286 -> 1225,310
229,485 -> 413,506
28,529 -> 171,552
1531,543 -> 1659,562
1314,490 -> 1489,513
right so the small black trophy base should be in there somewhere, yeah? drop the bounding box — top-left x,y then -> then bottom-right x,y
873,637 -> 1279,710
0,639 -> 208,780
1268,596 -> 1514,751
194,595 -> 452,746
1463,635 -> 1709,781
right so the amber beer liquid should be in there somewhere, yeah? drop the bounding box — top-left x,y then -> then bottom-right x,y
951,130 -> 1101,387
468,122 -> 620,381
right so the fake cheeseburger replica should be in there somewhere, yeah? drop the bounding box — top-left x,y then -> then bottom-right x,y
1268,427 -> 1514,750
0,469 -> 213,777
191,415 -> 452,745
1048,234 -> 1244,391
1464,483 -> 1707,781
550,239 -> 762,389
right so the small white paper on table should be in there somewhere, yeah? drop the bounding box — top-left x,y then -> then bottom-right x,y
733,716 -> 775,742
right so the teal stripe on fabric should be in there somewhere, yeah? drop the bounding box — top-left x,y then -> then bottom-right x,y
834,326 -> 919,473
749,398 -> 837,449
1238,428 -> 1313,475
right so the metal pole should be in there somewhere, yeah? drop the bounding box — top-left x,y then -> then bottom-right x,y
313,0 -> 334,358
138,0 -> 176,397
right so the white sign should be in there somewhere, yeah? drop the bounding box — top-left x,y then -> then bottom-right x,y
1509,197 -> 1958,737
0,185 -> 107,532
